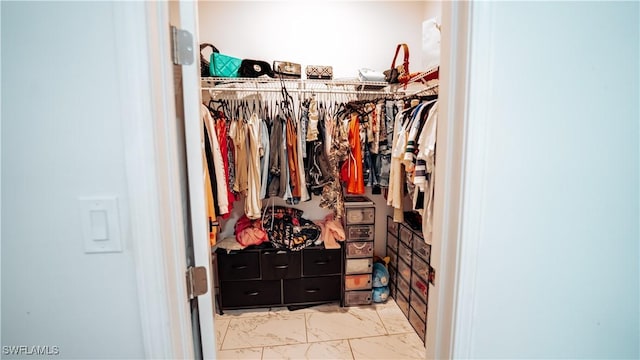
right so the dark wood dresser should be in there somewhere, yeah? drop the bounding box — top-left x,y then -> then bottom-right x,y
214,244 -> 343,313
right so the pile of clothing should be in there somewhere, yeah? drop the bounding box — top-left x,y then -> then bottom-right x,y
233,205 -> 347,251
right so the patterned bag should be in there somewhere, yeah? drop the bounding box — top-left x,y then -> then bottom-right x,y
262,206 -> 320,251
306,65 -> 333,80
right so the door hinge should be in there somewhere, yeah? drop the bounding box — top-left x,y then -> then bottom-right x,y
171,26 -> 194,66
186,266 -> 208,299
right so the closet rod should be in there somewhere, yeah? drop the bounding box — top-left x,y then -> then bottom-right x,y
203,87 -> 402,96
400,83 -> 439,99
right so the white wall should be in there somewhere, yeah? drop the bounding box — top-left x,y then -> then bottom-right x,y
1,2 -> 145,358
459,1 -> 639,357
423,1 -> 441,22
198,1 -> 428,78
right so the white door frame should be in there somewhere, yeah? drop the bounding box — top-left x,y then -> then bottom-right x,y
176,1 -> 218,359
427,1 -> 494,358
115,0 -> 215,358
425,1 -> 472,358
114,1 -> 193,358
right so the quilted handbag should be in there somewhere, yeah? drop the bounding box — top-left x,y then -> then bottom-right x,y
306,65 -> 333,80
273,61 -> 302,79
210,52 -> 242,78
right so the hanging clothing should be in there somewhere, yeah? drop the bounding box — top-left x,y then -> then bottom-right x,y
306,105 -> 332,195
267,115 -> 283,198
245,112 -> 263,219
285,116 -> 301,202
295,114 -> 311,203
320,111 -> 349,219
230,118 -> 248,196
201,112 -> 218,246
201,104 -> 230,216
203,152 -> 217,246
341,112 -> 365,194
259,118 -> 270,199
414,102 -> 438,192
417,101 -> 439,244
388,104 -> 413,222
214,114 -> 235,218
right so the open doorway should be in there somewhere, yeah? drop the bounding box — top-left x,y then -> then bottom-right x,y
162,1 -> 469,359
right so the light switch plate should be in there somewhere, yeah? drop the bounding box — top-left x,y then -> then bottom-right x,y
79,196 -> 122,253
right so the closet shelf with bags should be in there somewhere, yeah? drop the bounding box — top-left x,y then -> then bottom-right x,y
201,77 -> 405,96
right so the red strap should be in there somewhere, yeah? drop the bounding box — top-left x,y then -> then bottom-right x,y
390,43 -> 410,73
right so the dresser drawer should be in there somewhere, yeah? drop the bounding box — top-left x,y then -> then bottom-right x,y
261,250 -> 301,280
395,289 -> 409,317
302,248 -> 342,276
412,237 -> 431,263
283,276 -> 340,304
345,258 -> 373,275
346,241 -> 374,258
387,217 -> 398,237
411,273 -> 429,303
346,225 -> 375,241
411,291 -> 428,321
397,258 -> 411,283
345,207 -> 375,225
344,290 -> 372,306
399,224 -> 413,246
398,242 -> 412,265
386,246 -> 397,266
412,253 -> 429,282
397,274 -> 410,299
220,280 -> 281,308
345,274 -> 372,290
388,264 -> 397,286
387,233 -> 398,253
218,251 -> 261,280
409,306 -> 426,342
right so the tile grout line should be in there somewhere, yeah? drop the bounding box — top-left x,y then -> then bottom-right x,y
347,338 -> 356,360
218,318 -> 231,351
304,312 -> 309,344
374,304 -> 391,336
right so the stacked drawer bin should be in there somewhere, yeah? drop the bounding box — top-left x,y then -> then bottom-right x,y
386,217 -> 399,299
386,216 -> 432,344
342,199 -> 375,306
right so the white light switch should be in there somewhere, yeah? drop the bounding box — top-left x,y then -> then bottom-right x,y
90,210 -> 109,240
79,196 -> 122,253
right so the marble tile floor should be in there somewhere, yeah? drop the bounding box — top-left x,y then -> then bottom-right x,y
214,299 -> 426,360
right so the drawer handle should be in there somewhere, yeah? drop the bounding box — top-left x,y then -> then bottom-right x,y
233,265 -> 248,270
352,243 -> 368,250
274,264 -> 289,269
305,288 -> 320,293
245,291 -> 259,296
315,260 -> 328,265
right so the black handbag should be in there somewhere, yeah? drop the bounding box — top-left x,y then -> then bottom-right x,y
239,59 -> 275,78
200,43 -> 219,78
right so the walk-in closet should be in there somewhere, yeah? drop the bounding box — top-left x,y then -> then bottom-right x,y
194,2 -> 443,359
